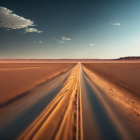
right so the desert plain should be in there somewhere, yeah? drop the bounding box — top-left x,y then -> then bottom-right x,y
0,60 -> 140,140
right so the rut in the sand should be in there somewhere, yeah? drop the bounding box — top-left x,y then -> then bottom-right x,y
0,63 -> 139,140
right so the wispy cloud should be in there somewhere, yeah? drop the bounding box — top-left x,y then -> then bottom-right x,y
55,36 -> 72,44
61,36 -> 71,41
34,40 -> 42,44
89,43 -> 95,46
39,41 -> 42,44
25,28 -> 42,33
111,22 -> 120,26
0,6 -> 42,33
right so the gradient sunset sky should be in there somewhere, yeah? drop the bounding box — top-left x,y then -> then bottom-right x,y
0,0 -> 140,59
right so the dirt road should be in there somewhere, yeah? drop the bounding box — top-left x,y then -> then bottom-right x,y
0,63 -> 140,140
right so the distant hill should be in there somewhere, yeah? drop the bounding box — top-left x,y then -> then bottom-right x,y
118,56 -> 140,60
0,57 -> 140,63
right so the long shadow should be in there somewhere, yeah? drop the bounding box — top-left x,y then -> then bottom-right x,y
0,76 -> 67,140
0,67 -> 73,108
82,72 -> 122,140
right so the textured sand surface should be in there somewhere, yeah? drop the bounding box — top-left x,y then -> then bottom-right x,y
0,63 -> 75,104
0,62 -> 140,140
83,63 -> 140,96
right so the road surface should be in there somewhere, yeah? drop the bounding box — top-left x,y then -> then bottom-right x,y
0,63 -> 138,140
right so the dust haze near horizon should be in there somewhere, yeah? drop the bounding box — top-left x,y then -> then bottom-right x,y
0,0 -> 140,59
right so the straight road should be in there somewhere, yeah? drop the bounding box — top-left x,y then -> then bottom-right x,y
0,67 -> 73,140
0,63 -> 135,140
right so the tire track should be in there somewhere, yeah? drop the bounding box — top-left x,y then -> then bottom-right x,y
0,66 -> 74,108
18,64 -> 83,140
0,67 -> 73,140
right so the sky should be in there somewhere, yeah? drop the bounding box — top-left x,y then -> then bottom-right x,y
0,0 -> 140,59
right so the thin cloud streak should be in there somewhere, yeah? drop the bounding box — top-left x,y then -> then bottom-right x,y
55,36 -> 72,44
61,36 -> 71,41
89,43 -> 95,46
111,22 -> 121,26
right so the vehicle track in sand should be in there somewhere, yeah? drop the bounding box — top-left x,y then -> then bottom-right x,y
0,63 -> 139,140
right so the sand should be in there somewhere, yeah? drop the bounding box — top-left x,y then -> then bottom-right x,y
0,62 -> 140,139
83,63 -> 140,96
0,63 -> 75,104
82,63 -> 140,139
17,64 -> 81,140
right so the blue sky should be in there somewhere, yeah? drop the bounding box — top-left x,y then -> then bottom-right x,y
0,0 -> 140,59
